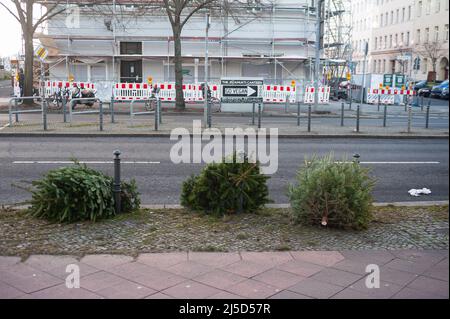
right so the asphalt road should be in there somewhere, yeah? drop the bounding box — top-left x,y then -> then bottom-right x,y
0,137 -> 448,205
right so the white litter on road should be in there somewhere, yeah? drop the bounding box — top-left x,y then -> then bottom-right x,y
408,188 -> 432,197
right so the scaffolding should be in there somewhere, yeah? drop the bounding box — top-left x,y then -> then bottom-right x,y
323,0 -> 352,85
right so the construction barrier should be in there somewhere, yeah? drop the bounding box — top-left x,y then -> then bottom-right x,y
367,88 -> 416,105
44,81 -> 307,103
44,81 -> 96,99
303,86 -> 330,104
113,83 -> 151,101
263,85 -> 297,103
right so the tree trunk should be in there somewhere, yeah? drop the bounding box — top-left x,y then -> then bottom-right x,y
172,23 -> 186,110
20,29 -> 35,106
23,31 -> 34,98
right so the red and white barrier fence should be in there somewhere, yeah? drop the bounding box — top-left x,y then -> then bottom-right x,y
263,85 -> 297,103
44,81 -> 96,98
367,88 -> 416,105
303,86 -> 330,104
114,83 -> 151,100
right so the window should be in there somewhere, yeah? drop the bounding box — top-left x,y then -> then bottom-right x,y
423,58 -> 428,74
401,33 -> 404,46
445,24 -> 449,41
418,1 -> 423,17
120,42 -> 142,55
408,6 -> 412,19
390,35 -> 393,48
426,0 -> 431,14
425,28 -> 430,42
390,11 -> 394,24
434,26 -> 439,41
406,31 -> 410,46
417,29 -> 421,44
384,36 -> 388,48
395,34 -> 398,47
402,7 -> 406,22
435,0 -> 440,12
380,14 -> 383,27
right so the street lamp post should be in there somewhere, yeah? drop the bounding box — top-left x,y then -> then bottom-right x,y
314,0 -> 324,112
204,13 -> 210,128
360,41 -> 368,105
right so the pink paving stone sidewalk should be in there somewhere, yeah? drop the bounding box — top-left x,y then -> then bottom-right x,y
0,250 -> 448,299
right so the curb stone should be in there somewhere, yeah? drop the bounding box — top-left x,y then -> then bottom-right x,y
5,201 -> 448,211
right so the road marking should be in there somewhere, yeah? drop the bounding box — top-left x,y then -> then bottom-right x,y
0,123 -> 10,131
13,161 -> 161,165
13,161 -> 440,165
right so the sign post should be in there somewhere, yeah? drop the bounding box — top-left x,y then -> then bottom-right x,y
383,74 -> 393,88
34,45 -> 48,97
220,78 -> 264,112
394,74 -> 405,88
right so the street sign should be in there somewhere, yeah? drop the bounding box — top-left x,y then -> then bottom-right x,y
34,45 -> 48,61
221,78 -> 263,103
395,74 -> 405,88
383,74 -> 393,87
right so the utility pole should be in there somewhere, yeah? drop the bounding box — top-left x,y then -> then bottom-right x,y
204,12 -> 210,127
360,41 -> 368,105
314,0 -> 324,111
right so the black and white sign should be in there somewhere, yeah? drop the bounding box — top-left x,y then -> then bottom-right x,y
221,78 -> 263,103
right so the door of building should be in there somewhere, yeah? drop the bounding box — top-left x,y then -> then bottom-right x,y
120,60 -> 142,83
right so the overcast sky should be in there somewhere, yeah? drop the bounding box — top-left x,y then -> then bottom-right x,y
0,2 -> 23,57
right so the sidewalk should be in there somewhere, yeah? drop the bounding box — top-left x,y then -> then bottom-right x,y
0,250 -> 448,299
0,113 -> 448,138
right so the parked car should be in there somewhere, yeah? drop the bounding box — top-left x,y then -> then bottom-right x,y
430,80 -> 449,98
440,86 -> 449,100
413,80 -> 428,91
417,80 -> 443,97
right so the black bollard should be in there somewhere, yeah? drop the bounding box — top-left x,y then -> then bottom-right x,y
113,150 -> 121,214
356,104 -> 360,132
307,105 -> 312,132
110,97 -> 115,123
99,101 -> 104,131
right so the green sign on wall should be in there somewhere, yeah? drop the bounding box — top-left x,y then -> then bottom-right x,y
395,75 -> 405,88
383,74 -> 393,87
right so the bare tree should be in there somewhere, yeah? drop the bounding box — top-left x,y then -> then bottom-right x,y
149,0 -> 258,109
114,0 -> 265,110
0,1 -> 68,99
416,41 -> 446,81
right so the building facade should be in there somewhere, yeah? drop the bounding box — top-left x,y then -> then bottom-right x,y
37,0 -> 319,86
351,0 -> 449,82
